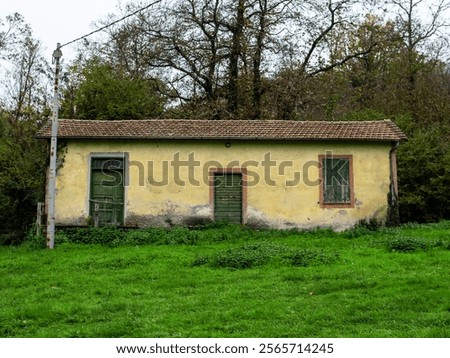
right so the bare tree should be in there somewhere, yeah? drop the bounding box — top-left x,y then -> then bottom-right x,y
391,0 -> 450,54
223,0 -> 246,116
266,0 -> 379,119
246,0 -> 294,119
85,1 -> 381,119
135,0 -> 227,113
95,0 -> 296,118
389,0 -> 450,119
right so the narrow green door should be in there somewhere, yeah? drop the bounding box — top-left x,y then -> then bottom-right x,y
214,173 -> 242,224
90,158 -> 124,226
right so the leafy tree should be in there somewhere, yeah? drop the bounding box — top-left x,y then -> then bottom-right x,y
397,122 -> 450,222
0,13 -> 27,54
60,59 -> 164,120
0,112 -> 47,244
0,14 -> 50,243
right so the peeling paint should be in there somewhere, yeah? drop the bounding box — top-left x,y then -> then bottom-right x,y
56,214 -> 88,226
126,213 -> 171,228
189,204 -> 211,217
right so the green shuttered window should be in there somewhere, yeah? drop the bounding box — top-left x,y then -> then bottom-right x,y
320,155 -> 354,207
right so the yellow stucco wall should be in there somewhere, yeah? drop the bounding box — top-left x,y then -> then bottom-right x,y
54,139 -> 392,229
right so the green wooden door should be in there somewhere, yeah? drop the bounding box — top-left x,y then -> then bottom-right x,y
214,173 -> 242,224
90,159 -> 124,226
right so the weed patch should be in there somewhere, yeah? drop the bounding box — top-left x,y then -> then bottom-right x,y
387,237 -> 427,252
284,249 -> 339,267
57,227 -> 127,246
194,241 -> 290,269
384,236 -> 447,252
52,227 -> 200,247
162,227 -> 199,245
193,241 -> 339,269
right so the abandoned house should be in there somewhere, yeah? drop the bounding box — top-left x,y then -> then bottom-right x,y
37,119 -> 407,230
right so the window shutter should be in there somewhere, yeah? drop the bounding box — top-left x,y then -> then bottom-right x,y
323,158 -> 351,204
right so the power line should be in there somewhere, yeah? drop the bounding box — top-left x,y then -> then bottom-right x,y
60,0 -> 161,49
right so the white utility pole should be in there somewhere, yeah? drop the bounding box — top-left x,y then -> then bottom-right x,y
46,43 -> 62,249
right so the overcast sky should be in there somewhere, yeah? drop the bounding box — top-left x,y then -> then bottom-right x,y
0,0 -> 123,61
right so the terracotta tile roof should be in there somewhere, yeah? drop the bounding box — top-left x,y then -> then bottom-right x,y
36,119 -> 407,142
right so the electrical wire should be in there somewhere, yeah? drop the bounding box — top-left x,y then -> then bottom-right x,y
59,0 -> 161,49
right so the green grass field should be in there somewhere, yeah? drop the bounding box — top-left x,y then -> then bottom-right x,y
0,222 -> 449,338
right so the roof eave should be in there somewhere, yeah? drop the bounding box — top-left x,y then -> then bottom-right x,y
36,135 -> 406,142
